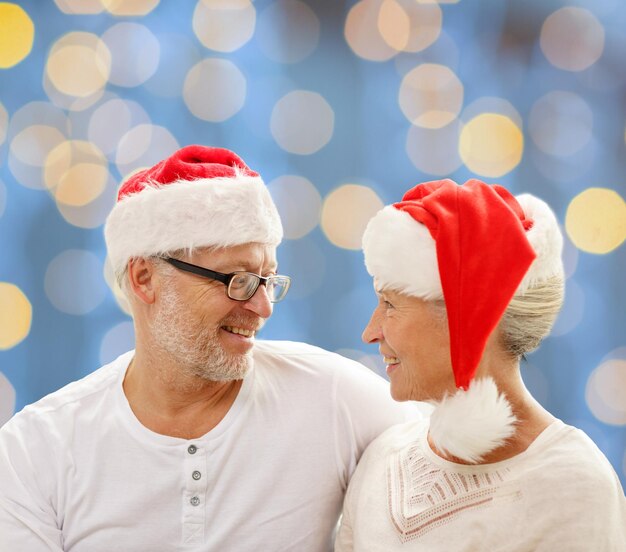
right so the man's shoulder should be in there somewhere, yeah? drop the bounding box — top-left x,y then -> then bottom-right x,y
4,351 -> 132,429
252,340 -> 375,377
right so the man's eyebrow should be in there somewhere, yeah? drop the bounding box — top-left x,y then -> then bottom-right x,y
226,259 -> 278,273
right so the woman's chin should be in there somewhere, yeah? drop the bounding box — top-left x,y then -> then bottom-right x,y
389,383 -> 411,402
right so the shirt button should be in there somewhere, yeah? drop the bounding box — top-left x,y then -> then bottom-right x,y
187,445 -> 197,454
190,496 -> 200,507
192,471 -> 201,481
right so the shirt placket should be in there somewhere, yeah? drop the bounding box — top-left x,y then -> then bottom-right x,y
182,443 -> 208,545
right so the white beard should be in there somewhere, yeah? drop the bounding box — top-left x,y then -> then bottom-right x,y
149,286 -> 253,382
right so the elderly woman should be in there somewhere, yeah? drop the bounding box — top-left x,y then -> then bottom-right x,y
336,179 -> 626,551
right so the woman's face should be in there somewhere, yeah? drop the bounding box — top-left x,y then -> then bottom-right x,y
362,287 -> 457,402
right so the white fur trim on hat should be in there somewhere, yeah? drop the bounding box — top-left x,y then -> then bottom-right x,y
429,377 -> 517,463
104,175 -> 283,275
362,205 -> 442,299
362,194 -> 564,299
515,194 -> 564,293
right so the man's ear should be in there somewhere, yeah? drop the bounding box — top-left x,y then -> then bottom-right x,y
127,258 -> 159,305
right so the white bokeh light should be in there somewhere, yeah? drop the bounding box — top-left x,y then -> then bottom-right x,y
101,22 -> 160,88
44,250 -> 108,315
192,0 -> 256,53
586,358 -> 626,426
183,58 -> 246,122
399,63 -> 463,128
115,124 -> 179,178
101,0 -> 159,16
270,90 -> 334,155
0,102 -> 7,146
267,175 -> 322,239
9,125 -> 67,190
0,372 -> 16,426
88,98 -> 151,159
100,321 -> 136,365
54,0 -> 105,14
540,7 -> 604,72
529,91 -> 593,157
8,101 -> 70,138
406,120 -> 463,176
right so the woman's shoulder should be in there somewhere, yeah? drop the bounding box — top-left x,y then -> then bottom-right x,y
523,421 -> 624,497
363,416 -> 430,459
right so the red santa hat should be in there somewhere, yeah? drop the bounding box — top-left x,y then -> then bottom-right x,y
362,179 -> 564,462
104,145 -> 283,275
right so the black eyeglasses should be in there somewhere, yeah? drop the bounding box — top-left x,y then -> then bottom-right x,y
163,257 -> 291,303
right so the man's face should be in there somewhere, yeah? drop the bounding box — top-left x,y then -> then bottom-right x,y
149,243 -> 277,381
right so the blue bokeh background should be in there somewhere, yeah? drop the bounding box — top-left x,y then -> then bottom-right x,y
0,0 -> 625,487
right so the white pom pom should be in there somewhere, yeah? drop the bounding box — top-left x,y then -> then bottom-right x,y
429,378 -> 517,464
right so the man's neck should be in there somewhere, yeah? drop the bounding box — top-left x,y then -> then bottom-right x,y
122,346 -> 244,439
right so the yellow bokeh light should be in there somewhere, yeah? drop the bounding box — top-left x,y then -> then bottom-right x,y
57,172 -> 117,229
44,140 -> 108,207
56,163 -> 109,207
345,0 -> 398,62
540,7 -> 604,72
0,282 -> 32,350
586,359 -> 626,426
377,0 -> 410,51
321,185 -> 383,250
54,0 -> 105,14
101,0 -> 159,16
399,63 -> 463,128
565,188 -> 626,254
459,113 -> 523,177
46,32 -> 111,98
379,0 -> 442,53
193,0 -> 255,53
0,3 -> 34,69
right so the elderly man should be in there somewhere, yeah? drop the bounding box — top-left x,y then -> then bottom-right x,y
0,146 -> 417,551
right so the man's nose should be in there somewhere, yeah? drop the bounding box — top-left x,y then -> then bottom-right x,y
243,283 -> 273,319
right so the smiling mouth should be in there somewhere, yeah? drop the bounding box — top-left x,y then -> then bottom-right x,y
383,356 -> 399,365
222,326 -> 256,338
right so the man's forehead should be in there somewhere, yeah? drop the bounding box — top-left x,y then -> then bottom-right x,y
194,243 -> 278,269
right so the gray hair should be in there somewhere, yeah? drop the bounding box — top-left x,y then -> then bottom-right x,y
499,275 -> 564,358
